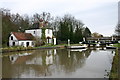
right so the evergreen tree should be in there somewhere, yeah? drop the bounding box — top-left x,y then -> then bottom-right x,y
59,21 -> 70,41
74,26 -> 83,43
83,27 -> 91,38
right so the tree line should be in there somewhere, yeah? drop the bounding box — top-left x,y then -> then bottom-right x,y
52,14 -> 91,44
1,8 -> 92,47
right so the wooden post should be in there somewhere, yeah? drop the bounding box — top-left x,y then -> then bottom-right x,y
68,39 -> 70,46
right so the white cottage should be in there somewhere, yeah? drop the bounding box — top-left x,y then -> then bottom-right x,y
9,32 -> 35,47
25,28 -> 55,44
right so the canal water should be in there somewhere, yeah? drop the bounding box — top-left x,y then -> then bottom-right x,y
2,48 -> 115,78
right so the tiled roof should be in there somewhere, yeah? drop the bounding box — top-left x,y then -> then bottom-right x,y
12,32 -> 35,40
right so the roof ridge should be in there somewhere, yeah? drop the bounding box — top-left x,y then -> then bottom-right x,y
11,32 -> 35,40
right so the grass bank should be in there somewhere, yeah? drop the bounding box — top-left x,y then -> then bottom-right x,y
1,46 -> 36,53
109,48 -> 119,80
1,43 -> 83,53
1,44 -> 67,53
113,43 -> 120,48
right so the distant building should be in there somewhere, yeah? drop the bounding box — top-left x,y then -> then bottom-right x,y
9,32 -> 35,47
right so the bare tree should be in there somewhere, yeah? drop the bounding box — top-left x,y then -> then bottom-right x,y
32,12 -> 53,27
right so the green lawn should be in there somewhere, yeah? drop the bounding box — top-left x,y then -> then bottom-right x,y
109,49 -> 118,79
36,43 -> 83,48
113,43 -> 120,48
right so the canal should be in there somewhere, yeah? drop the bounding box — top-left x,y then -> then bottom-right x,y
2,48 -> 115,78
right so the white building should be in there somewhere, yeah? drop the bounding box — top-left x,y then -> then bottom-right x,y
9,32 -> 35,47
25,28 -> 55,44
9,21 -> 56,47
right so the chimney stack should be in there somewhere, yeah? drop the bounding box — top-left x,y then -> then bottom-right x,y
39,19 -> 43,28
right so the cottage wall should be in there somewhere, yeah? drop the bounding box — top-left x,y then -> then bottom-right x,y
53,38 -> 56,45
26,29 -> 53,39
25,29 -> 42,38
19,41 -> 34,47
45,29 -> 53,38
25,29 -> 53,44
9,34 -> 19,47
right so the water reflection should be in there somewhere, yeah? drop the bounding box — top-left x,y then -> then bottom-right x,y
9,52 -> 32,64
46,50 -> 53,65
2,49 -> 113,78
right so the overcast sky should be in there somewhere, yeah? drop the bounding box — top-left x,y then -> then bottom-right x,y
0,0 -> 119,36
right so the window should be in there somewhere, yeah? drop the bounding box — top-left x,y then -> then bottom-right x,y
32,42 -> 34,45
11,36 -> 13,40
34,31 -> 36,34
48,29 -> 50,34
11,57 -> 14,61
21,42 -> 24,46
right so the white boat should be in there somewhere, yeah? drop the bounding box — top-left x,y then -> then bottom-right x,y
66,45 -> 87,49
70,48 -> 87,52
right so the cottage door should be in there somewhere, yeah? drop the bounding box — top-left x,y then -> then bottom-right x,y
13,42 -> 15,46
26,42 -> 29,47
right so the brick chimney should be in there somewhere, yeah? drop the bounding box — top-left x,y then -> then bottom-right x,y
44,21 -> 48,27
39,19 -> 43,28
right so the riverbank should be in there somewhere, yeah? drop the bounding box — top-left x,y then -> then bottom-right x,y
1,43 -> 119,53
1,44 -> 66,53
1,44 -> 82,53
109,48 -> 119,80
113,43 -> 120,48
1,43 -> 86,53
